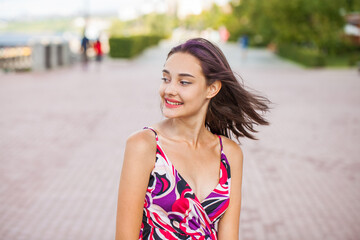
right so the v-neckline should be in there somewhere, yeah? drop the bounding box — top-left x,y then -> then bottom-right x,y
156,140 -> 223,204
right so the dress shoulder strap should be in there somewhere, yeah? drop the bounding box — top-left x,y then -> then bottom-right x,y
218,135 -> 224,152
143,127 -> 158,142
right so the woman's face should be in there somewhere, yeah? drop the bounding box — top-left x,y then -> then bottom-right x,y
159,52 -> 211,119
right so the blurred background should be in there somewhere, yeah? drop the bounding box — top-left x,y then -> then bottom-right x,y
0,0 -> 359,239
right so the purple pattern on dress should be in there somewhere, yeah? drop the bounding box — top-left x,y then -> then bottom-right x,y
140,127 -> 231,240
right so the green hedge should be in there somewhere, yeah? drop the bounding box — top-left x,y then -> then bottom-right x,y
277,44 -> 326,67
109,35 -> 163,58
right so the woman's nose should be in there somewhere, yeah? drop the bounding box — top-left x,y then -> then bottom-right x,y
164,82 -> 177,95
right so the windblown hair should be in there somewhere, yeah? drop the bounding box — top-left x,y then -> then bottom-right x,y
167,38 -> 270,141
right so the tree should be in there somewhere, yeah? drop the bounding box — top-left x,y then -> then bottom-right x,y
228,0 -> 355,52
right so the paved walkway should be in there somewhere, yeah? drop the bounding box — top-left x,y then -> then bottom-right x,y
0,40 -> 359,240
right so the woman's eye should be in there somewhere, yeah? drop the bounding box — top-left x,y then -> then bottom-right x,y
180,80 -> 191,85
161,77 -> 170,83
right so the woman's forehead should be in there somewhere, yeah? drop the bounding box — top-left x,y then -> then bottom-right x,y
164,52 -> 203,75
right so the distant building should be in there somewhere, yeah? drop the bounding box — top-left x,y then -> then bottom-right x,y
345,13 -> 360,45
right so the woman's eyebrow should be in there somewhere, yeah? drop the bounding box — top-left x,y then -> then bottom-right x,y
178,73 -> 195,78
162,69 -> 170,74
162,69 -> 195,78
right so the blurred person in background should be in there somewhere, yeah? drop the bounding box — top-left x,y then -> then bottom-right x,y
239,35 -> 249,61
219,26 -> 230,43
80,33 -> 90,69
115,38 -> 269,240
93,38 -> 103,63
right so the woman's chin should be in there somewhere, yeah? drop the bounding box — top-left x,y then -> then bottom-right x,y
162,111 -> 179,119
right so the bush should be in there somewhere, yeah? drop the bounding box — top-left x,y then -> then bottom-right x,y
109,35 -> 164,58
277,44 -> 326,67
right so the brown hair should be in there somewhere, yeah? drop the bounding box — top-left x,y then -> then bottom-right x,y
167,38 -> 270,141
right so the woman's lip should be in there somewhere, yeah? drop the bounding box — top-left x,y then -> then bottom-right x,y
164,98 -> 183,108
165,98 -> 182,103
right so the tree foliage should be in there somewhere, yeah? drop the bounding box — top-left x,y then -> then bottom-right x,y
227,0 -> 359,53
181,4 -> 228,30
109,13 -> 175,37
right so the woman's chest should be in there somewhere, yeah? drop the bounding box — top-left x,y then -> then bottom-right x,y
161,146 -> 221,202
146,150 -> 230,227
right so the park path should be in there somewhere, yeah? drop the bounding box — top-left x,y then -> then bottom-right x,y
0,39 -> 359,240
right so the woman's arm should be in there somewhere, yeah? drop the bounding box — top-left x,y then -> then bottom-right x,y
217,138 -> 244,240
115,130 -> 157,240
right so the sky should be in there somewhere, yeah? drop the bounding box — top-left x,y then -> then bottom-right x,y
0,0 -> 148,19
0,0 -> 230,21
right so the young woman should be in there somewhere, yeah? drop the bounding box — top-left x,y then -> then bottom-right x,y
116,38 -> 269,240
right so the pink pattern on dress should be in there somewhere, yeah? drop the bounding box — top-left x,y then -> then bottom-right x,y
140,127 -> 231,240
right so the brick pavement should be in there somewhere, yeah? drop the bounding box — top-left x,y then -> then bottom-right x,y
0,40 -> 359,240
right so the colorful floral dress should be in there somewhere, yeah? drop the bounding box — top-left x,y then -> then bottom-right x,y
140,128 -> 231,240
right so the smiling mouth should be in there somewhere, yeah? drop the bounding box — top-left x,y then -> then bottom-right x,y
165,99 -> 183,106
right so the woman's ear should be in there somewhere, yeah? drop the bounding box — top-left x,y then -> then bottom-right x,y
207,80 -> 222,99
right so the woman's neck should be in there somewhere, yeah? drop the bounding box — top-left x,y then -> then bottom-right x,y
161,117 -> 211,149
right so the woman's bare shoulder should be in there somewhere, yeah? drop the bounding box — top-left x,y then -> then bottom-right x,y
126,128 -> 156,147
221,136 -> 242,155
220,136 -> 243,167
124,129 -> 157,164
